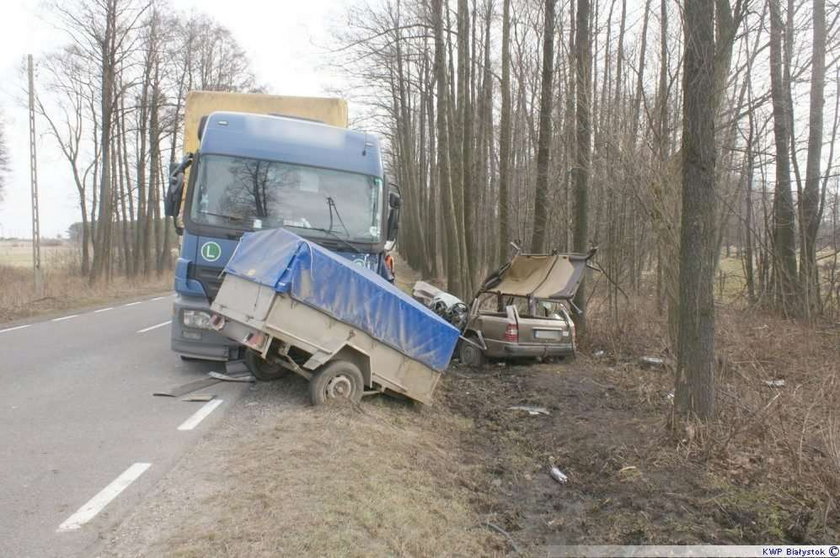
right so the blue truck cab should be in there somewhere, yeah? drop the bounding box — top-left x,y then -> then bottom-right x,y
165,111 -> 400,361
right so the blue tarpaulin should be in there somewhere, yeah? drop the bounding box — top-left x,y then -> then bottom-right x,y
225,228 -> 460,371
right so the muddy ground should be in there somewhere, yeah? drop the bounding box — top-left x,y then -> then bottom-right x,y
443,356 -> 839,551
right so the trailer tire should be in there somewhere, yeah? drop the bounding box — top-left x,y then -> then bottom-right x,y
309,360 -> 364,405
459,334 -> 485,368
244,349 -> 288,382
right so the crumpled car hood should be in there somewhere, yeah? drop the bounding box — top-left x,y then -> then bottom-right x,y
479,250 -> 595,300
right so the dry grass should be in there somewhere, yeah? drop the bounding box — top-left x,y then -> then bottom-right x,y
585,291 -> 840,537
0,263 -> 172,323
130,387 -> 500,558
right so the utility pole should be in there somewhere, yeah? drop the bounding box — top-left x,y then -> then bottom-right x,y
28,54 -> 44,296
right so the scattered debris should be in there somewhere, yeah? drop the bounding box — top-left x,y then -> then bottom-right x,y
666,391 -> 675,402
497,362 -> 507,368
639,356 -> 665,368
153,377 -> 222,397
182,394 -> 216,402
593,349 -> 606,358
549,465 -> 569,484
208,371 -> 255,383
508,405 -> 551,416
764,379 -> 786,388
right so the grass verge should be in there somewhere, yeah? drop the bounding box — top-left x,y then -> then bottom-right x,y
0,264 -> 172,323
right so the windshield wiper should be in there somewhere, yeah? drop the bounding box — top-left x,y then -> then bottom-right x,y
283,224 -> 362,254
326,197 -> 351,238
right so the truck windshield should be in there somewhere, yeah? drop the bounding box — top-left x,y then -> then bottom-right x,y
190,154 -> 382,242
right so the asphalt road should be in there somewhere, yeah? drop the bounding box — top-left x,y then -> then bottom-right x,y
0,295 -> 249,558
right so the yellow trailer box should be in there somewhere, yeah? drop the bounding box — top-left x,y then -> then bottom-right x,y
183,91 -> 349,156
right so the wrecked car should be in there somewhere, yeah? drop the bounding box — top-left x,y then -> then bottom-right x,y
414,250 -> 595,366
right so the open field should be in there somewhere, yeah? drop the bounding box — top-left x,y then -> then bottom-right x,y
0,239 -> 77,268
0,240 -> 173,323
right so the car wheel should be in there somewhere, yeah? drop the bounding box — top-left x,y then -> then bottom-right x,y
309,360 -> 364,405
459,335 -> 485,368
244,348 -> 288,381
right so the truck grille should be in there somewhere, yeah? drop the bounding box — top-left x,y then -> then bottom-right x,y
190,264 -> 224,299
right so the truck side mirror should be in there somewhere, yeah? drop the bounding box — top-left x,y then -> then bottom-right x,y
164,154 -> 193,234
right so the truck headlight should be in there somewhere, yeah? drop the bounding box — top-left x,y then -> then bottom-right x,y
183,310 -> 213,329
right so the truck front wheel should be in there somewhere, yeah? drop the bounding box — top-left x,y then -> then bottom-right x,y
244,349 -> 288,381
309,360 -> 364,405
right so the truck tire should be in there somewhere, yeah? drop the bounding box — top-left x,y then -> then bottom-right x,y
244,349 -> 288,382
309,360 -> 364,405
459,334 -> 485,368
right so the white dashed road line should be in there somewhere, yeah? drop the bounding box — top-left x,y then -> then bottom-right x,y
137,321 -> 170,334
177,399 -> 224,431
0,324 -> 31,334
57,463 -> 152,532
149,296 -> 166,301
123,302 -> 142,307
51,314 -> 79,322
94,307 -> 113,313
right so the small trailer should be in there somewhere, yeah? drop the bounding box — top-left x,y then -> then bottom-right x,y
209,228 -> 460,405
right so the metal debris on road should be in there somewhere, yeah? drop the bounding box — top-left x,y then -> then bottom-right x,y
508,405 -> 551,416
208,371 -> 255,383
153,377 -> 222,397
182,394 -> 216,402
549,465 -> 569,484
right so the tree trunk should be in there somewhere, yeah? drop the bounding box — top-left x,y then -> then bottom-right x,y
768,0 -> 798,315
498,0 -> 512,266
90,0 -> 117,283
530,0 -> 555,252
800,0 -> 826,317
674,0 -> 717,421
571,0 -> 591,334
432,0 -> 463,297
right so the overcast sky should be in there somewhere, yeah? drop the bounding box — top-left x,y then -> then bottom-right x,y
0,0 -> 355,238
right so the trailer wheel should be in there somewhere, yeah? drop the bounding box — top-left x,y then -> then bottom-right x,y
459,334 -> 485,368
244,349 -> 288,381
309,360 -> 364,405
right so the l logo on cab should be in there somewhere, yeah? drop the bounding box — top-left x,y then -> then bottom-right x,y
201,241 -> 222,262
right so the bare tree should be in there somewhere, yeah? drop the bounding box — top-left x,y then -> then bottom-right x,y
800,0 -> 826,317
674,0 -> 717,420
572,0 -> 592,334
497,0 -> 512,265
36,48 -> 99,273
768,0 -> 798,314
530,0 -> 555,252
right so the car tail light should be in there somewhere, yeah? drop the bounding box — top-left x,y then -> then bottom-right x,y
504,322 -> 519,342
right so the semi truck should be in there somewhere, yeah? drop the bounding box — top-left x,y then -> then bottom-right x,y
164,91 -> 400,367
